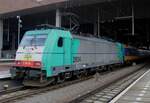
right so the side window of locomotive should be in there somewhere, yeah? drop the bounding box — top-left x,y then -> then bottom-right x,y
58,37 -> 63,47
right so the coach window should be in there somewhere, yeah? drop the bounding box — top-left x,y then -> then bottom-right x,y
58,37 -> 63,47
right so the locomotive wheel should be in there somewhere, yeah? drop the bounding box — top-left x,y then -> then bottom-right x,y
84,70 -> 88,76
51,77 -> 58,85
57,73 -> 66,83
108,66 -> 113,71
76,73 -> 82,79
76,71 -> 84,79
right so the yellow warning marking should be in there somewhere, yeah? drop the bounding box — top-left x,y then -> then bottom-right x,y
24,54 -> 32,60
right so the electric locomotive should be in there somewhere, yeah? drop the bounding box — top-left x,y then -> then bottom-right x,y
11,27 -> 125,87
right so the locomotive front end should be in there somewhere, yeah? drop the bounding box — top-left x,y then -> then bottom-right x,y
11,30 -> 49,86
15,33 -> 46,69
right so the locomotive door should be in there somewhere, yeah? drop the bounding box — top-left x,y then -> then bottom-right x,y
64,38 -> 72,65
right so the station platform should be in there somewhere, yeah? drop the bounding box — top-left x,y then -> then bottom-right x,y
0,59 -> 14,79
0,70 -> 11,79
110,69 -> 150,103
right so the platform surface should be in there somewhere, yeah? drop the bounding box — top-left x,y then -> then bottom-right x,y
110,68 -> 150,103
0,61 -> 14,79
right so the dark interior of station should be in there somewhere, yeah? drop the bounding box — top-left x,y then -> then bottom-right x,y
2,0 -> 150,55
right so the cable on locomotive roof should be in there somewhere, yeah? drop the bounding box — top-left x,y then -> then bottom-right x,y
35,24 -> 68,31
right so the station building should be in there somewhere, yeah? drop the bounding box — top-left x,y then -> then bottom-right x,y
0,0 -> 150,58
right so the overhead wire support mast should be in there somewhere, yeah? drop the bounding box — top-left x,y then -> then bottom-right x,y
17,16 -> 22,46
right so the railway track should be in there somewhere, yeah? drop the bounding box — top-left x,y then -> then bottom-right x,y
0,76 -> 94,103
70,65 -> 148,103
0,85 -> 24,95
0,64 -> 146,103
0,78 -> 23,95
0,65 -> 122,103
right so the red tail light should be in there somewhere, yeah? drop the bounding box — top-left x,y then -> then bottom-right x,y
34,61 -> 42,67
15,60 -> 42,68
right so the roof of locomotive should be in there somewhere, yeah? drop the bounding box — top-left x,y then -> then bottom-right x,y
72,34 -> 119,44
24,24 -> 120,44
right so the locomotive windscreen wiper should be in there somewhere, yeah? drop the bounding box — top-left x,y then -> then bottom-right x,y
31,35 -> 37,48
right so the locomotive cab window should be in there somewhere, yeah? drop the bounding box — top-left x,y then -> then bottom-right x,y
58,37 -> 63,47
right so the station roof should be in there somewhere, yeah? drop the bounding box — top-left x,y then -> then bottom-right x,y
0,0 -> 150,19
0,0 -> 114,18
0,0 -> 66,13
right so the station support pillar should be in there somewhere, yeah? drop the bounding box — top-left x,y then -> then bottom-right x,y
55,9 -> 61,27
0,20 -> 3,58
94,22 -> 97,36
